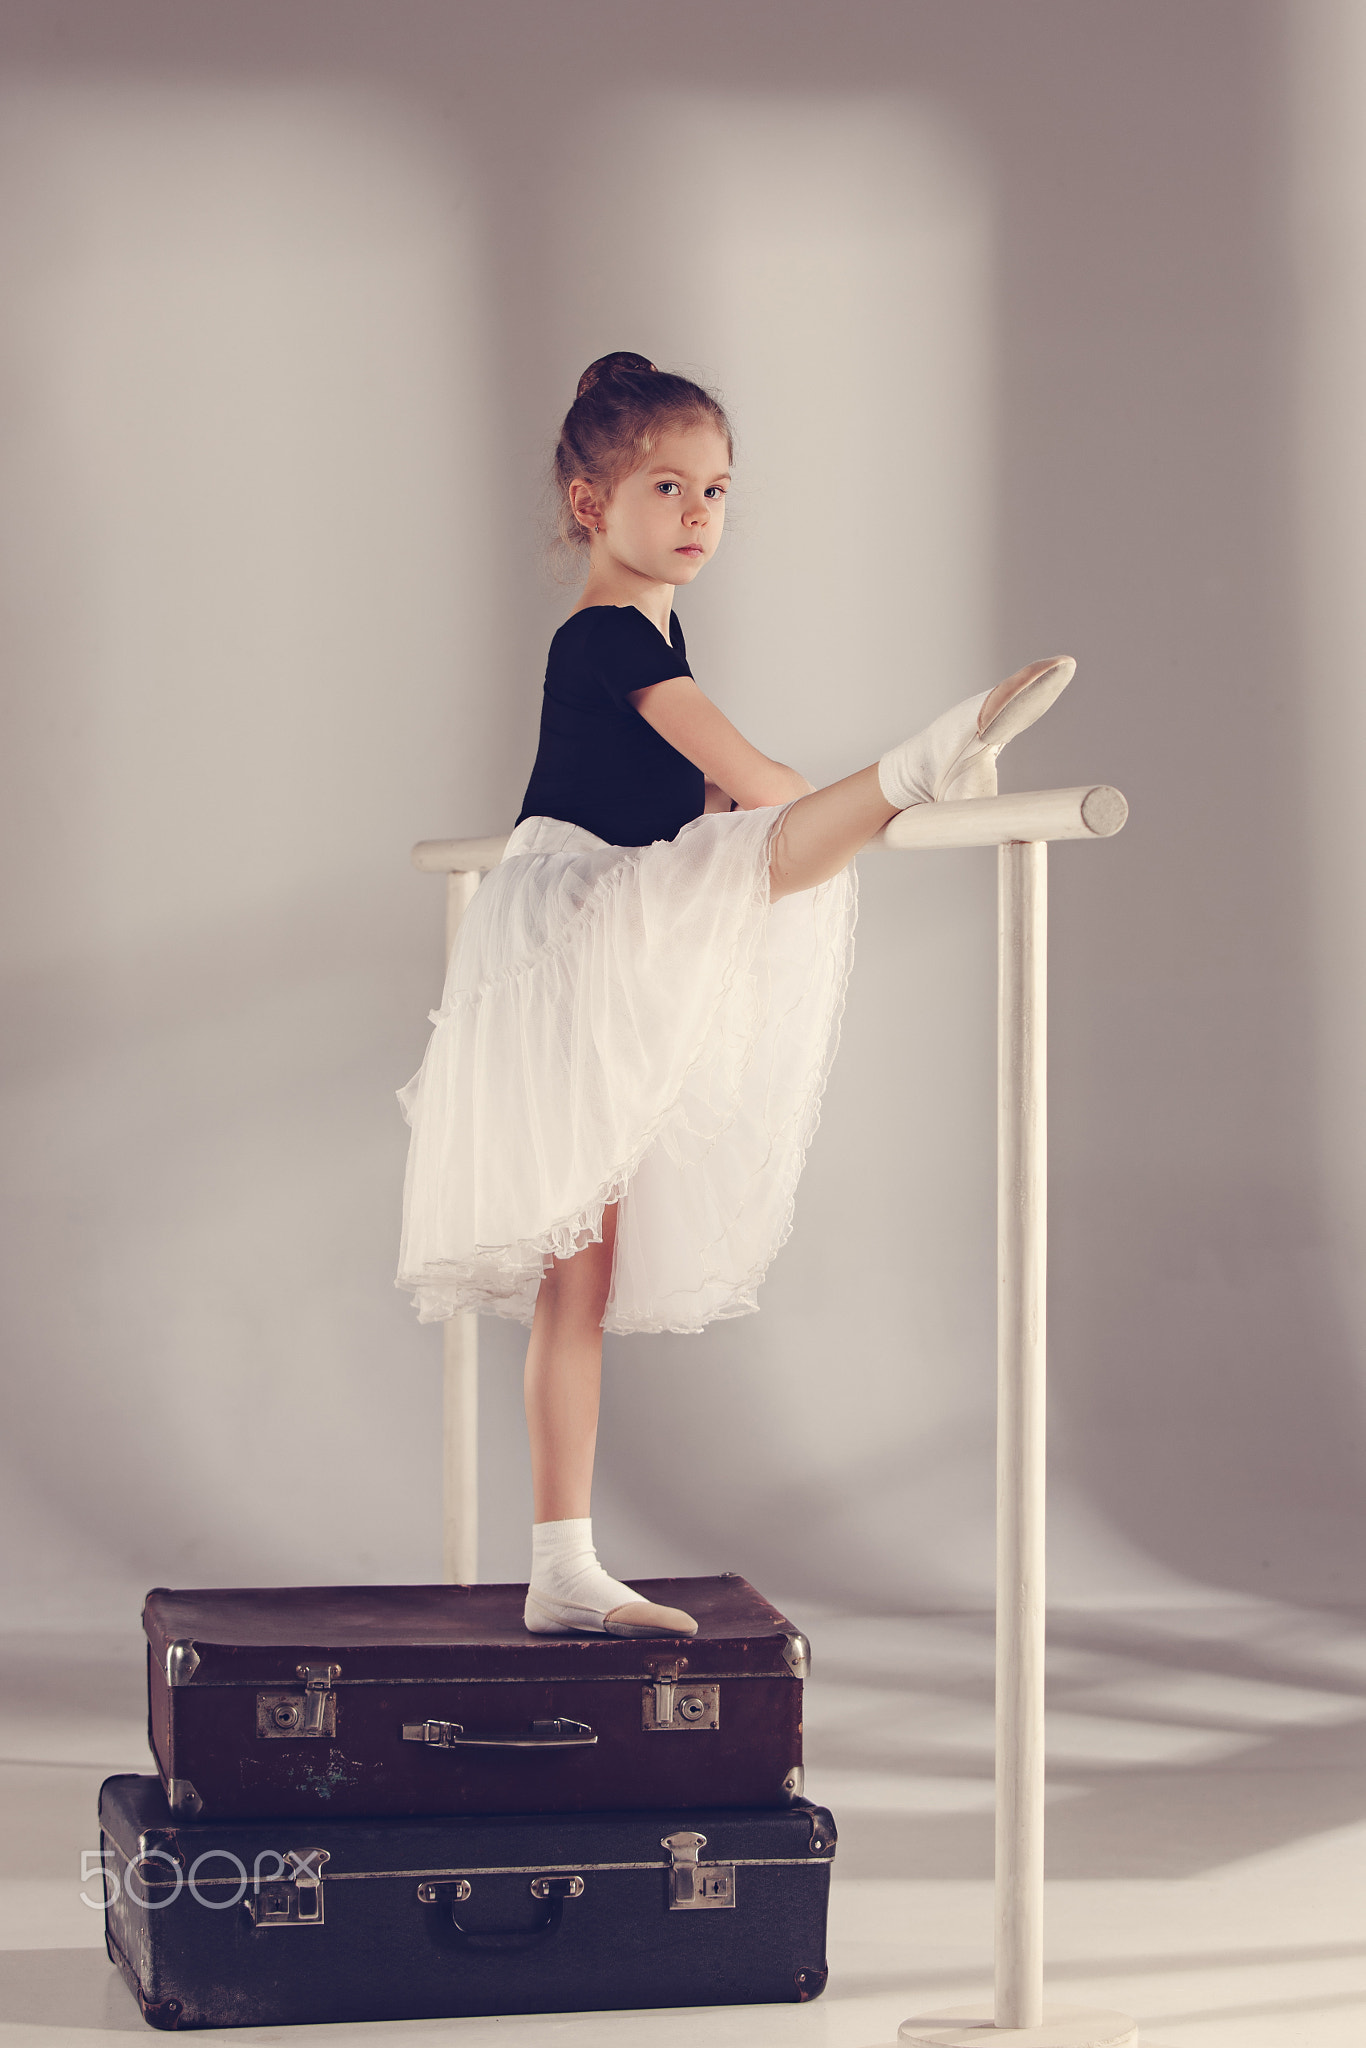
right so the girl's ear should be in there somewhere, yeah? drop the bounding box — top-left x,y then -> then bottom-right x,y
567,477 -> 604,531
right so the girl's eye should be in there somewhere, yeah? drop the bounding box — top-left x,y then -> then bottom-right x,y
705,486 -> 726,499
656,481 -> 681,495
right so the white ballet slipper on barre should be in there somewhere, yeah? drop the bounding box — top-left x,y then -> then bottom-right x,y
878,657 -> 1076,809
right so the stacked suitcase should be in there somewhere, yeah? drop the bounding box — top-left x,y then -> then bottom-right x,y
99,1574 -> 836,2029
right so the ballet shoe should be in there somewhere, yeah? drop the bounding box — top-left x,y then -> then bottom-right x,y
878,656 -> 1076,810
523,1588 -> 699,1638
604,1600 -> 699,1639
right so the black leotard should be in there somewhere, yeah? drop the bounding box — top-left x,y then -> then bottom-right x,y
515,604 -> 705,847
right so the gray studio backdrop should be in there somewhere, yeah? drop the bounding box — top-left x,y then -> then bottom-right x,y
2,0 -> 1364,1628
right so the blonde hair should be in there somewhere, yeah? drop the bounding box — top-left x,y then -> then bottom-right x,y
551,351 -> 734,557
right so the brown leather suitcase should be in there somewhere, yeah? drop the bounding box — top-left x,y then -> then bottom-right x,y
143,1576 -> 809,1822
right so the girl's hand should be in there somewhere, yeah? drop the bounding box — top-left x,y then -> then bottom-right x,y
630,675 -> 816,809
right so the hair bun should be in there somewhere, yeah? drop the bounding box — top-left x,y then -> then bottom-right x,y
576,351 -> 658,399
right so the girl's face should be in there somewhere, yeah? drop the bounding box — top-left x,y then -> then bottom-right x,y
590,422 -> 731,586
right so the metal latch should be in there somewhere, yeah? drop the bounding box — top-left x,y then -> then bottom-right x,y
246,1848 -> 330,1927
643,1679 -> 720,1732
256,1663 -> 340,1739
661,1830 -> 734,1911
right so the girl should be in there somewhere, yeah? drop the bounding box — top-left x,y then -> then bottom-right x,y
397,352 -> 1073,1641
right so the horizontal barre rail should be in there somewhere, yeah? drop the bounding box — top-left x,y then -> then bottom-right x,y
411,785 -> 1127,874
877,784 -> 1127,851
412,834 -> 514,873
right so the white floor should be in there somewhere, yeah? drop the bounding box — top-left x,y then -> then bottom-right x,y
3,1601 -> 1365,2045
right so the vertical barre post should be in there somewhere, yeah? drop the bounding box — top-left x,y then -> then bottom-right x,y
442,869 -> 481,1586
899,796 -> 1135,2048
995,838 -> 1048,2031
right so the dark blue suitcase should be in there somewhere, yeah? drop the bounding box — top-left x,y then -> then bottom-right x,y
99,1773 -> 835,2028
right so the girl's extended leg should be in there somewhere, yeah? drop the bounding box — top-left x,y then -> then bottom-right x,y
769,763 -> 896,901
522,1204 -> 698,1638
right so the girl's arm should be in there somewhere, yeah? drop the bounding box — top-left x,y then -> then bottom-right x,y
629,675 -> 815,808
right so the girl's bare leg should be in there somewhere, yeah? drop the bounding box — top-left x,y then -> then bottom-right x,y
524,1204 -> 618,1522
768,763 -> 896,902
522,1204 -> 698,1636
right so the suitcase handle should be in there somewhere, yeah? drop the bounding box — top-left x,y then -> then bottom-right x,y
448,1876 -> 584,1951
401,1716 -> 598,1751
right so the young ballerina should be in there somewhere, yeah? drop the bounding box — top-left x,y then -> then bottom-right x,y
397,352 -> 1073,1640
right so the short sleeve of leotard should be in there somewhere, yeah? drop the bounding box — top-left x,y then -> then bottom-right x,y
588,605 -> 693,708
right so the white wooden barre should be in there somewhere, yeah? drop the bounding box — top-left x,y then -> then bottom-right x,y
440,870 -> 481,1588
878,782 -> 1127,851
411,784 -> 1127,878
996,839 -> 1049,2029
901,806 -> 1133,2044
412,835 -> 512,873
412,780 -> 1134,2047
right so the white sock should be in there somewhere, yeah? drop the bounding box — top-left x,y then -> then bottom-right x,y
528,1517 -> 638,1630
877,687 -> 994,810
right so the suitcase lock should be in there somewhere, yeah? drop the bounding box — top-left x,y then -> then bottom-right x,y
255,1663 -> 340,1740
643,1678 -> 720,1731
662,1831 -> 735,1911
246,1848 -> 330,1928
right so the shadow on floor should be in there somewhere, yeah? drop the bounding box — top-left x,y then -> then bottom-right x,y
808,1602 -> 1366,1880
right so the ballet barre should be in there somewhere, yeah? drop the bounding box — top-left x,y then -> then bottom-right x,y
411,779 -> 1134,2048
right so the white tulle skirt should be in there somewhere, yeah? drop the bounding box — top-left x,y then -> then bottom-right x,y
395,807 -> 857,1335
